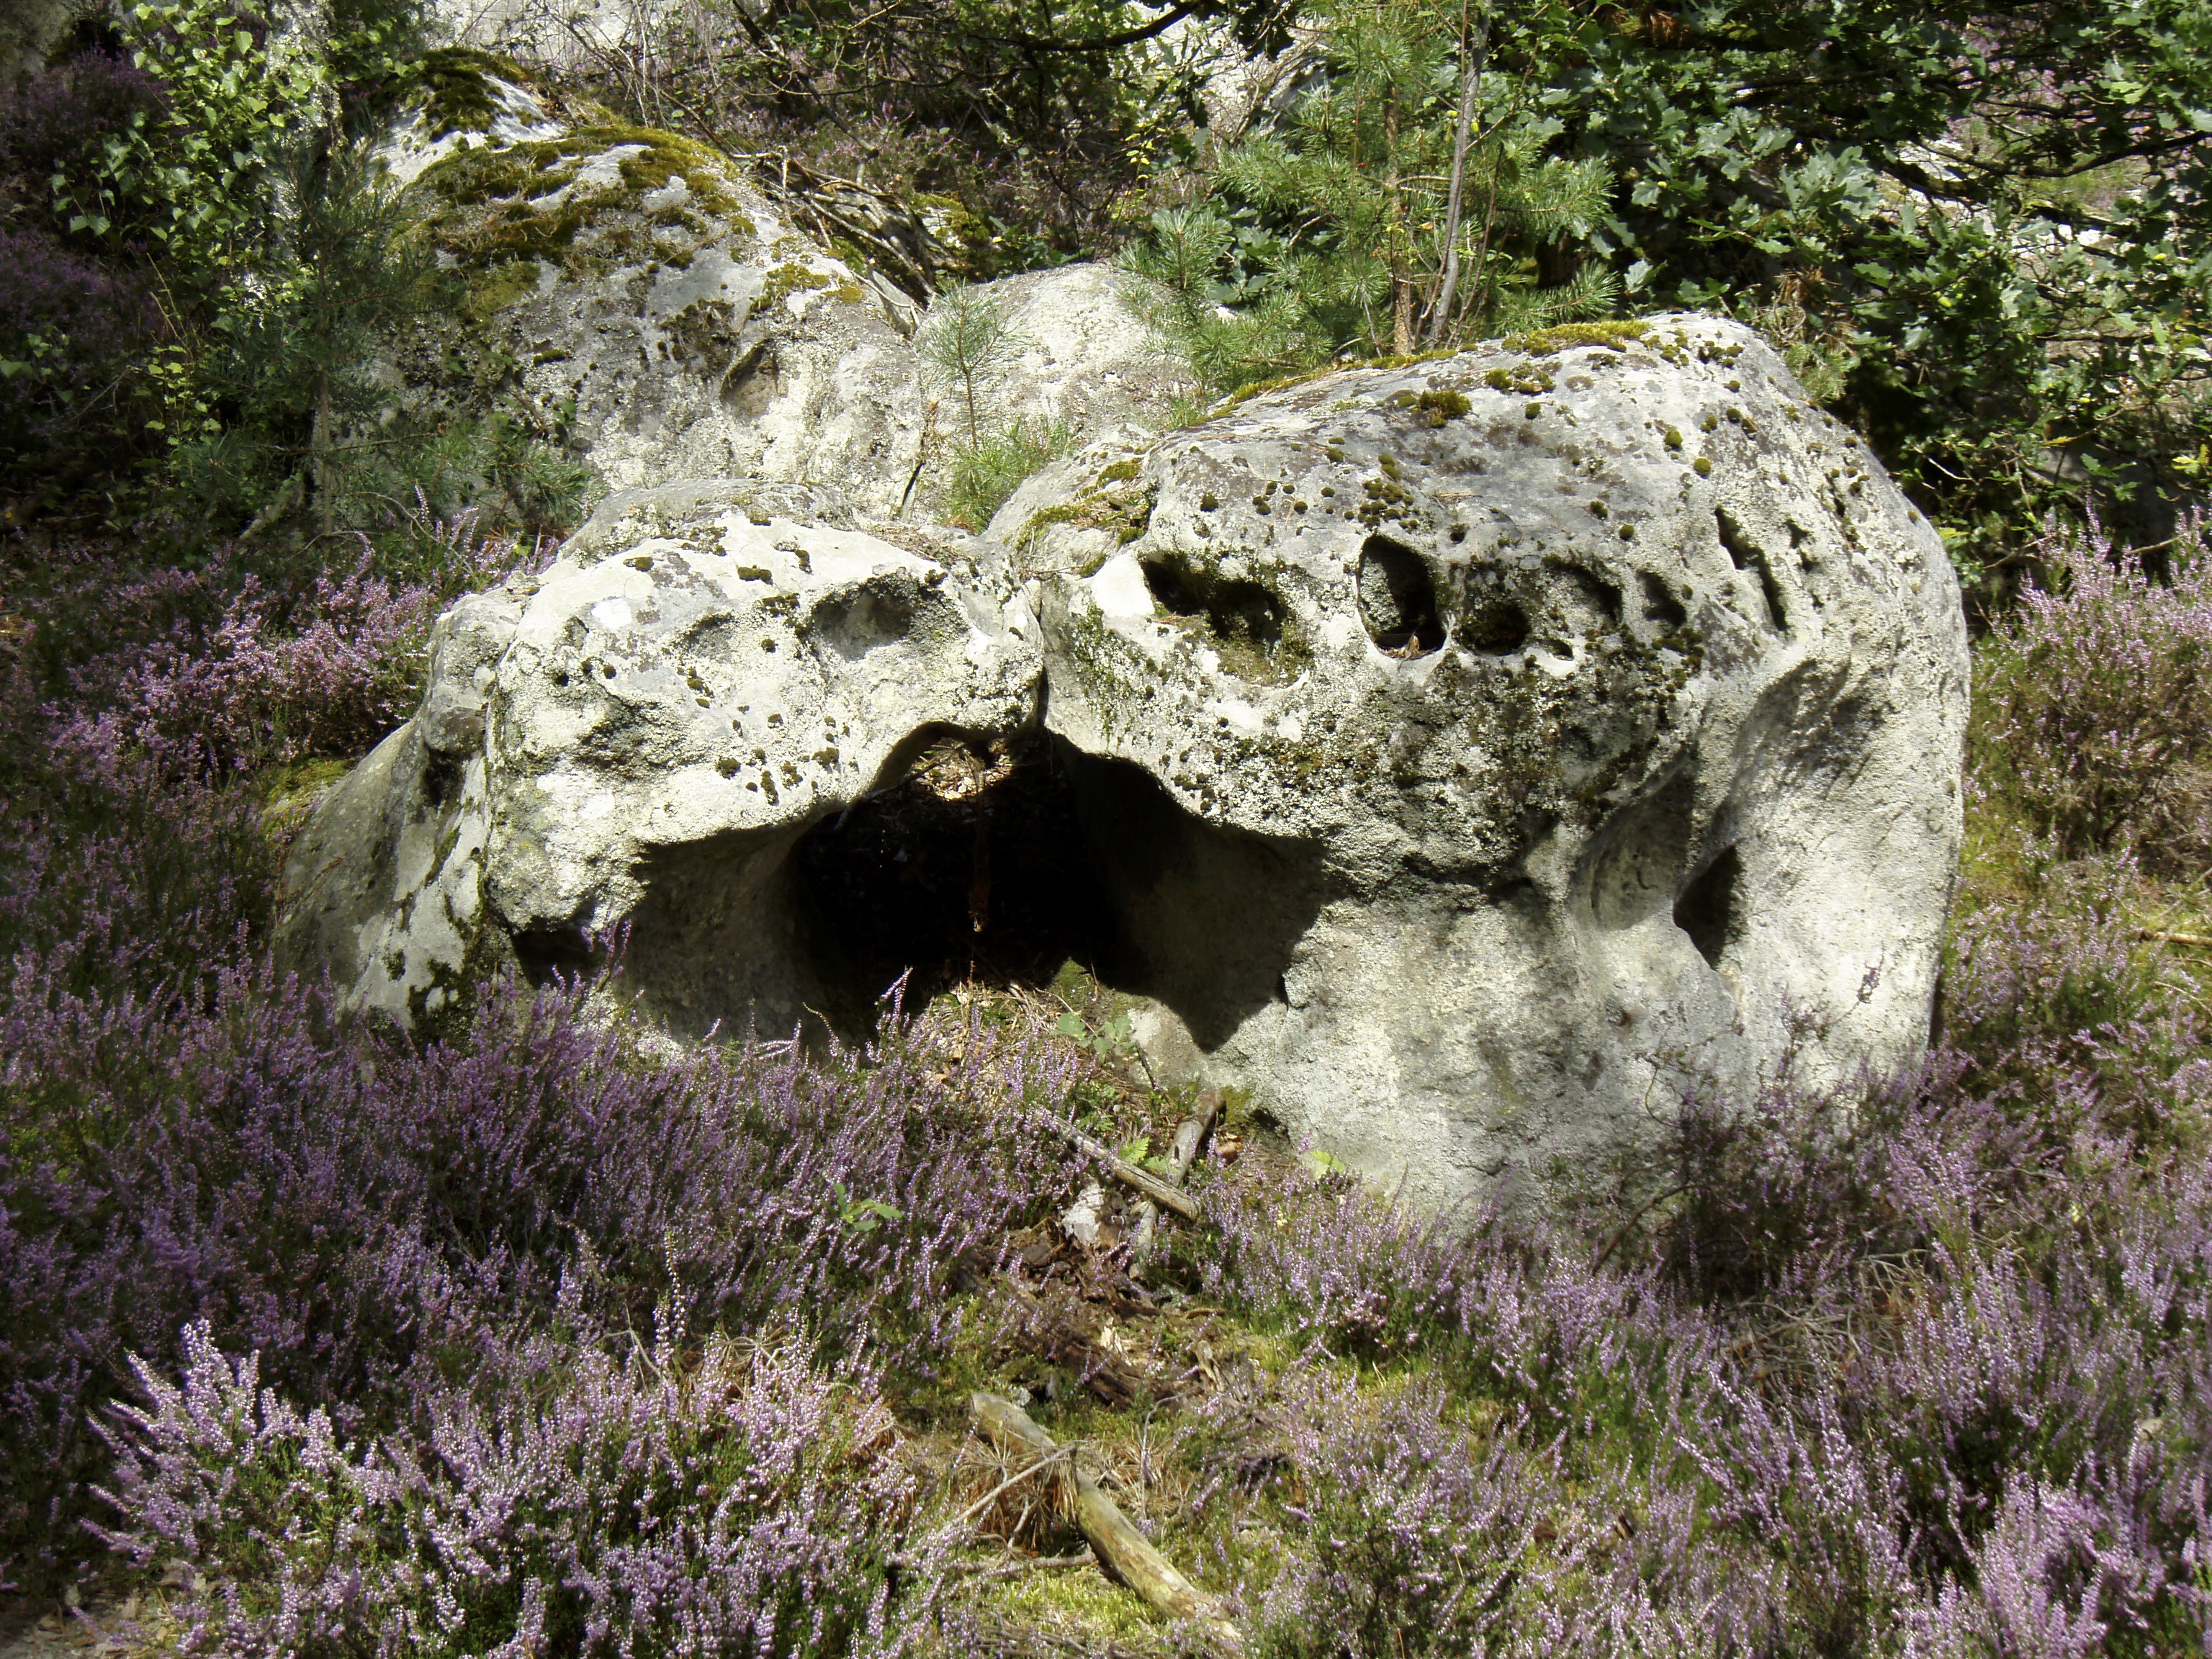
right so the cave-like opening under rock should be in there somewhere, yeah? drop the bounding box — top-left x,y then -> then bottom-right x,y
791,729 -> 1119,1021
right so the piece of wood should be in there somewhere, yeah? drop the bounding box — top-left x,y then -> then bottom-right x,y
1133,1090 -> 1223,1263
2139,927 -> 2212,947
969,1393 -> 1244,1653
1032,1115 -> 1202,1220
1168,1089 -> 1223,1185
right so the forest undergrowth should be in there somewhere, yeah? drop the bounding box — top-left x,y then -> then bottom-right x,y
5,489 -> 2212,1658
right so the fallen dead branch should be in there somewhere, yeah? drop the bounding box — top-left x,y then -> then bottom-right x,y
1133,1089 -> 1223,1260
1167,1090 -> 1223,1184
968,1391 -> 1244,1653
1030,1114 -> 1202,1220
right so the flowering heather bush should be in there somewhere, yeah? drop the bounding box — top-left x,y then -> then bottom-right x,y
1172,958 -> 2212,1653
0,522 -> 523,1006
0,727 -> 270,1004
1241,1372 -> 1563,1653
92,1323 -> 915,1658
57,562 -> 434,775
0,957 -> 1091,1594
0,51 -> 171,196
13,513 -> 545,786
0,228 -> 164,482
7,471 -> 2212,1651
1977,515 -> 2212,861
48,547 -> 463,777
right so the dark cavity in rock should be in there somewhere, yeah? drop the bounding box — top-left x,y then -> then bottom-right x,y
1673,844 -> 1744,970
1461,597 -> 1531,655
793,729 -> 1114,1013
1639,570 -> 1689,630
1141,556 -> 1288,655
1357,536 -> 1445,656
1715,508 -> 1786,630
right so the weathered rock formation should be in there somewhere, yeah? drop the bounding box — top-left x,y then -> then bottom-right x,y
372,56 -> 1184,516
278,317 -> 1968,1210
1004,320 -> 1967,1202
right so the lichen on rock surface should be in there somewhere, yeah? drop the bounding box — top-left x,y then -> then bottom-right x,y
282,317 -> 1966,1211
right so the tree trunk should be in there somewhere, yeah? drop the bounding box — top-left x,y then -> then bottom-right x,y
313,372 -> 334,539
1385,78 -> 1413,355
1426,0 -> 1490,346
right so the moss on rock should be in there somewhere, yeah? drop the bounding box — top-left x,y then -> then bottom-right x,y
418,125 -> 748,279
398,47 -> 537,139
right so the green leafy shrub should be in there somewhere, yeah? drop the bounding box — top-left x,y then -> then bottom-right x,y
0,0 -> 593,547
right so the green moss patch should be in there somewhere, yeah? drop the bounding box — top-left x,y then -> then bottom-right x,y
1501,319 -> 1651,356
419,125 -> 745,277
1022,482 -> 1158,549
1384,387 -> 1473,426
461,258 -> 539,322
398,48 -> 537,140
749,261 -> 833,320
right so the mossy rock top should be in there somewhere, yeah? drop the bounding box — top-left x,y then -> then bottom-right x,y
395,48 -> 541,139
415,123 -> 756,277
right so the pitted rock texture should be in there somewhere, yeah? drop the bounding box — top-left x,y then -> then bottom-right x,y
372,63 -> 1183,515
280,317 -> 1966,1210
275,480 -> 1042,1034
1017,315 -> 1966,1205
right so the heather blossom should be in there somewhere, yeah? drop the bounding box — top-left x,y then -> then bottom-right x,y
4,515 -> 2212,1652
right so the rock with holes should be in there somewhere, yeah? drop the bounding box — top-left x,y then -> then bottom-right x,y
274,480 -> 1044,1032
283,314 -> 1966,1213
1000,314 -> 1966,1208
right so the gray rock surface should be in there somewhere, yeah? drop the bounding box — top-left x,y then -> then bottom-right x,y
277,480 -> 1041,1034
1007,317 -> 1966,1206
279,316 -> 1967,1210
371,63 -> 1184,517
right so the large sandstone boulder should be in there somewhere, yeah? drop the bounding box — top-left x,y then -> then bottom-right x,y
371,55 -> 1184,516
1003,318 -> 1966,1202
279,316 -> 1966,1210
277,480 -> 1038,1031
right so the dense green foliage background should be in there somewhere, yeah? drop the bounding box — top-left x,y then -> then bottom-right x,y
1123,0 -> 2212,583
5,0 -> 2210,581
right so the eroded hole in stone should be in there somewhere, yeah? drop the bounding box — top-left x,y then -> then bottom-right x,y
1673,845 -> 1743,970
720,342 -> 785,418
1639,571 -> 1688,630
513,926 -> 605,985
1715,508 -> 1786,630
1356,535 -> 1445,655
803,576 -> 920,660
1589,770 -> 1692,930
793,729 -> 1113,1015
1140,556 -> 1301,679
1714,506 -> 1757,571
1461,598 -> 1530,655
1539,562 -> 1621,647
